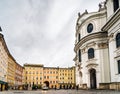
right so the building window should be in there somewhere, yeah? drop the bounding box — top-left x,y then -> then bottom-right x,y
78,33 -> 81,42
36,71 -> 38,74
113,0 -> 119,12
116,33 -> 120,48
36,77 -> 38,80
40,77 -> 42,80
78,49 -> 81,62
44,76 -> 46,79
88,48 -> 94,59
118,60 -> 120,74
87,23 -> 93,33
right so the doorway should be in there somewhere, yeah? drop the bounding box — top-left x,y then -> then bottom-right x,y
44,81 -> 49,87
89,69 -> 96,89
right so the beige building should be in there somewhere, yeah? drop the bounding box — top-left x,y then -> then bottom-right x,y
0,31 -> 8,91
0,27 -> 23,90
14,63 -> 23,90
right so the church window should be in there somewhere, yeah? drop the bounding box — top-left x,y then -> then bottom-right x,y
118,60 -> 120,74
88,48 -> 94,59
113,0 -> 119,12
78,50 -> 81,62
116,33 -> 120,48
78,33 -> 81,42
87,23 -> 93,33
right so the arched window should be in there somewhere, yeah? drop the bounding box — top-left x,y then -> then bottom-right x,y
113,0 -> 119,12
78,33 -> 81,42
118,60 -> 120,74
88,48 -> 94,59
116,33 -> 120,48
78,50 -> 81,62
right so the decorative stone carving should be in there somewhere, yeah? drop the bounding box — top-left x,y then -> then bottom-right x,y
98,43 -> 108,49
86,59 -> 98,68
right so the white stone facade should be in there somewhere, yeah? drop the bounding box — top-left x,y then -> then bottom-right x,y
74,0 -> 120,90
102,0 -> 120,86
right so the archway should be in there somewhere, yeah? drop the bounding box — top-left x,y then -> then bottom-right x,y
89,68 -> 96,89
79,71 -> 82,87
44,81 -> 49,87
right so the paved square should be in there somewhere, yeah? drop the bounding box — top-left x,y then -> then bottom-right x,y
0,90 -> 120,94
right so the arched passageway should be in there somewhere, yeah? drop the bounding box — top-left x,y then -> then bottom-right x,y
89,69 -> 96,89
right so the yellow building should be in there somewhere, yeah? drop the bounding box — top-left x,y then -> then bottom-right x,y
7,55 -> 16,89
43,67 -> 59,89
58,67 -> 76,89
24,63 -> 76,89
24,64 -> 44,90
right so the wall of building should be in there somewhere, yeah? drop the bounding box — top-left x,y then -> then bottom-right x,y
15,63 -> 23,90
24,64 -> 76,89
0,33 -> 8,91
7,55 -> 15,89
74,2 -> 111,89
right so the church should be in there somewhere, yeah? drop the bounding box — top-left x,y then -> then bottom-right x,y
74,0 -> 120,90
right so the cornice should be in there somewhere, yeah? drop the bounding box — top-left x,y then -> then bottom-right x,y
24,64 -> 44,67
102,8 -> 120,31
74,32 -> 108,52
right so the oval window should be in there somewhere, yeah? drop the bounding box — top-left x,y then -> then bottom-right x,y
87,23 -> 93,33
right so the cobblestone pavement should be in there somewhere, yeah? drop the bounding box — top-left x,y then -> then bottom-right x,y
0,90 -> 120,94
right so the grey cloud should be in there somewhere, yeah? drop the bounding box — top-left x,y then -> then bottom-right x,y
0,0 -> 102,67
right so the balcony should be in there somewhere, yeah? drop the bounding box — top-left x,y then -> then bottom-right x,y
86,58 -> 98,68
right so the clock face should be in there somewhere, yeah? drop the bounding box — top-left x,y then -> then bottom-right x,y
87,23 -> 93,33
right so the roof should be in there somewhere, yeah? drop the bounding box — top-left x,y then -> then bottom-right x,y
24,63 -> 44,67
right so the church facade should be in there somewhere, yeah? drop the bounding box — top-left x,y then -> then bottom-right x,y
74,0 -> 120,90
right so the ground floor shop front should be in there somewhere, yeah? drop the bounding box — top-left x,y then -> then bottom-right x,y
0,80 -> 8,91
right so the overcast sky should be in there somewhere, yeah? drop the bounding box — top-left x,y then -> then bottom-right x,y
0,0 -> 104,67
